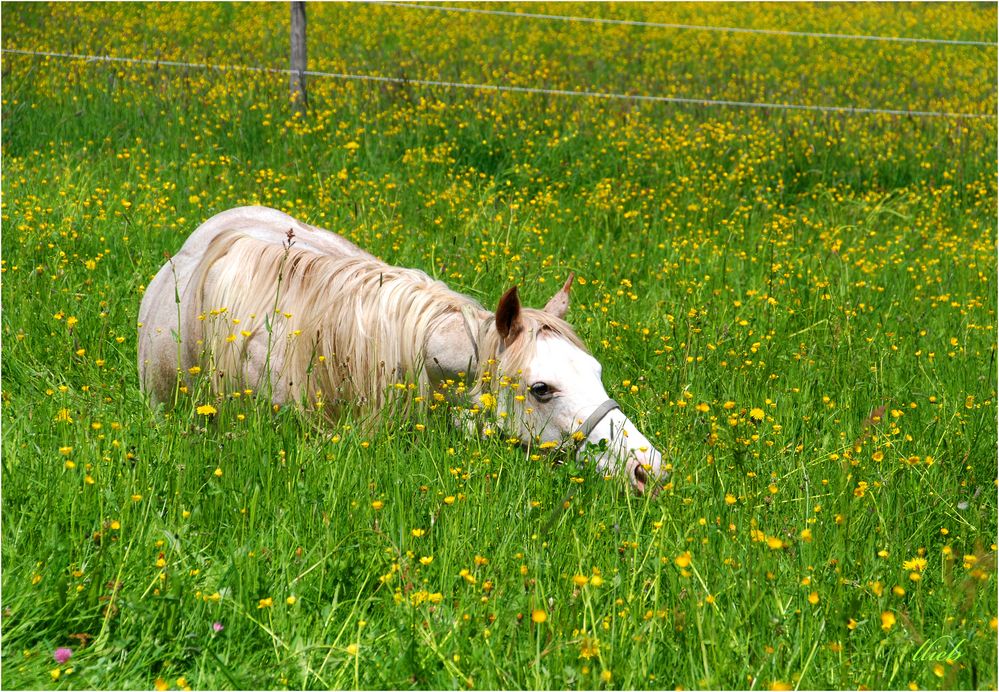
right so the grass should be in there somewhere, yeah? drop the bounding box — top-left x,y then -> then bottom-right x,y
1,2 -> 997,689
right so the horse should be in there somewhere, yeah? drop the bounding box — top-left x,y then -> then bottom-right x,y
137,206 -> 664,493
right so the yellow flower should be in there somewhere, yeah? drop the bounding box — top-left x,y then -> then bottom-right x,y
807,591 -> 819,605
766,536 -> 785,550
572,574 -> 589,587
154,678 -> 169,691
724,493 -> 737,505
346,643 -> 359,656
674,551 -> 692,568
196,404 -> 217,415
411,528 -> 425,538
880,611 -> 896,631
258,597 -> 273,609
419,556 -> 433,566
749,407 -> 765,422
371,500 -> 384,510
286,595 -> 297,605
531,609 -> 547,624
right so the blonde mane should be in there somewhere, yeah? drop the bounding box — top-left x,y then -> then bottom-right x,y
191,229 -> 483,415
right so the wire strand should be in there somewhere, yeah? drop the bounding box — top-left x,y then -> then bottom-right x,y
365,2 -> 998,48
2,48 -> 994,120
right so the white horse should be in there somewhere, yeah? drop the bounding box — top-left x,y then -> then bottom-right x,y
138,206 -> 663,492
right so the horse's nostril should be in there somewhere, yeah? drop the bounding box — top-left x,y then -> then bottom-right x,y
632,463 -> 649,493
633,464 -> 648,484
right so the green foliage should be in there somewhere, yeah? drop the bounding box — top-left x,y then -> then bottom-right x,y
2,3 -> 996,690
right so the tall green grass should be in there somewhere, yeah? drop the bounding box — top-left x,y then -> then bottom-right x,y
2,3 -> 996,689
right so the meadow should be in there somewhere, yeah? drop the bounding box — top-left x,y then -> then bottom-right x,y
2,2 -> 997,689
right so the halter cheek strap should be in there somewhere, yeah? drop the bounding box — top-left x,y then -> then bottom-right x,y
577,399 -> 620,442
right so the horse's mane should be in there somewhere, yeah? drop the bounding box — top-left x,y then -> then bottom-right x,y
189,229 -> 588,419
192,230 -> 483,414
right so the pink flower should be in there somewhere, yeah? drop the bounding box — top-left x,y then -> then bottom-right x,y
212,621 -> 223,633
53,647 -> 73,664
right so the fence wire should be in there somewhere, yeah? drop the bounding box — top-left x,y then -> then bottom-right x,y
364,1 -> 998,47
2,48 -> 994,120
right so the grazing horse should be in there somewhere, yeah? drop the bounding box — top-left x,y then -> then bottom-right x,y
138,206 -> 663,492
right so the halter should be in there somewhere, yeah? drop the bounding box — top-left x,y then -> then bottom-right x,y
576,398 -> 621,445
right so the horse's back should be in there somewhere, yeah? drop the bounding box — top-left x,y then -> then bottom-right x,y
173,206 -> 374,262
137,206 -> 372,404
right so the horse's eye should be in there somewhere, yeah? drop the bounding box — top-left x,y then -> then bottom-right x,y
529,382 -> 552,400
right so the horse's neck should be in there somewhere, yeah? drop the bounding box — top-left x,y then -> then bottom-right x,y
423,305 -> 493,390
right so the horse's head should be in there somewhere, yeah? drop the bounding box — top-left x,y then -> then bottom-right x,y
483,277 -> 664,494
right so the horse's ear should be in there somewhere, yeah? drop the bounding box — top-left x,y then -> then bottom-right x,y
495,285 -> 524,346
543,272 -> 574,319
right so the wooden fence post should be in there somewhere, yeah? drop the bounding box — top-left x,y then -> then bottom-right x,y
290,1 -> 308,116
